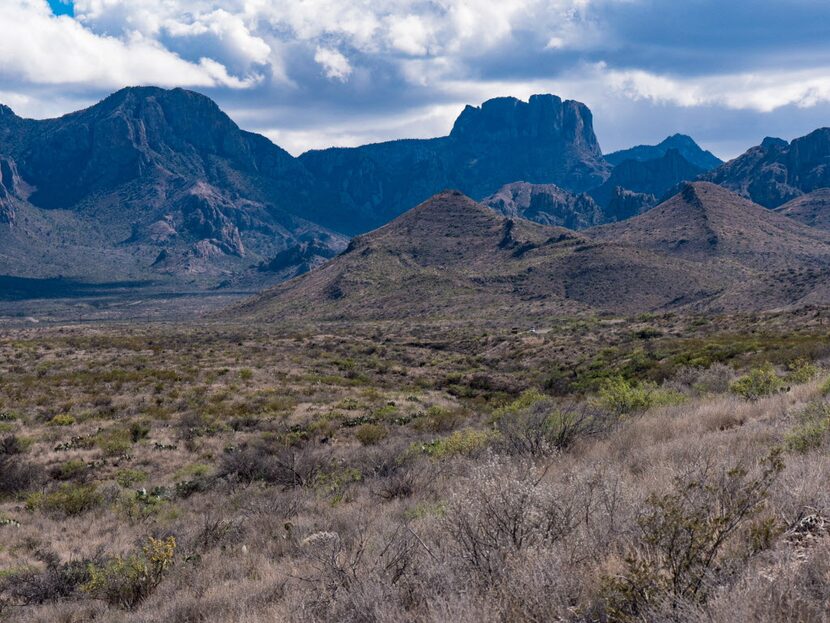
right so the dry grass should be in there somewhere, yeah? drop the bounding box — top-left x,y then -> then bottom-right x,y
1,317 -> 830,621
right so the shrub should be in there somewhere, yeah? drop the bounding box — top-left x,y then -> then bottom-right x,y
355,423 -> 387,446
0,456 -> 43,497
601,450 -> 783,618
84,536 -> 176,610
115,469 -> 147,488
443,458 -> 576,581
26,484 -> 102,517
494,392 -> 606,456
218,441 -> 318,487
785,401 -> 830,453
786,359 -> 821,384
50,459 -> 87,481
413,405 -> 462,432
95,429 -> 132,457
418,428 -> 496,459
48,414 -> 76,427
730,363 -> 785,400
595,377 -> 684,415
0,550 -> 91,606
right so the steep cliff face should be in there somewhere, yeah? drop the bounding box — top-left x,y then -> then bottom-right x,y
0,156 -> 21,225
705,129 -> 830,208
299,94 -> 610,234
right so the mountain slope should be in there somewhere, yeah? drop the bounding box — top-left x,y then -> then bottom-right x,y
0,87 -> 347,288
705,129 -> 830,208
234,184 -> 830,322
482,182 -> 602,229
228,191 -> 724,321
590,149 -> 706,216
606,134 -> 722,170
776,189 -> 830,230
298,95 -> 610,234
589,182 -> 830,310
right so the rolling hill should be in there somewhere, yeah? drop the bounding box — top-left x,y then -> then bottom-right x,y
232,183 -> 830,322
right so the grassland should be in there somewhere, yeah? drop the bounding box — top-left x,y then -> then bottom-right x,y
1,310 -> 830,621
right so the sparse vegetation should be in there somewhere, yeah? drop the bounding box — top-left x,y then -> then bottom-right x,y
2,313 -> 830,621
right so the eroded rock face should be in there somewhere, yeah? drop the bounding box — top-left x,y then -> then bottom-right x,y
604,187 -> 657,222
179,191 -> 245,257
705,128 -> 830,208
483,181 -> 603,230
0,156 -> 20,225
299,94 -> 611,234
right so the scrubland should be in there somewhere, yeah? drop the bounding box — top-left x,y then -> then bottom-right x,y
1,312 -> 830,622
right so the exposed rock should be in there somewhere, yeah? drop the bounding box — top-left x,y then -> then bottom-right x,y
483,181 -> 602,229
604,187 -> 657,222
705,128 -> 830,207
299,94 -> 610,234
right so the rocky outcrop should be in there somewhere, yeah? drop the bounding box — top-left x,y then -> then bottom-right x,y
483,181 -> 603,229
299,94 -> 610,234
705,128 -> 830,208
604,187 -> 657,222
0,156 -> 21,225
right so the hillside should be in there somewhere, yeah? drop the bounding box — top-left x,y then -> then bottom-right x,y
776,188 -> 830,230
234,183 -> 830,322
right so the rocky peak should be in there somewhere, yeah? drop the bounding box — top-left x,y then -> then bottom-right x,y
761,136 -> 788,150
450,94 -> 601,154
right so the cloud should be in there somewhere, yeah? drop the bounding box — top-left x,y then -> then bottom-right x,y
4,0 -> 830,159
0,1 -> 256,89
314,47 -> 352,82
603,65 -> 830,113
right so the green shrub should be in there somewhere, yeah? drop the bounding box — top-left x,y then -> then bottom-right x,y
595,377 -> 684,415
786,359 -> 821,384
239,368 -> 254,381
821,377 -> 830,397
95,429 -> 132,456
27,484 -> 102,517
413,405 -> 462,432
785,401 -> 830,453
730,363 -> 786,400
115,469 -> 147,488
52,459 -> 87,481
418,429 -> 496,459
48,414 -> 76,427
355,423 -> 387,446
84,537 -> 176,610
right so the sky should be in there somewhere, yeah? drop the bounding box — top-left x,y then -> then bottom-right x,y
2,1 -> 829,159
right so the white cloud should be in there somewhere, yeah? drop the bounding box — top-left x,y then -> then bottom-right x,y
0,1 -> 256,89
314,47 -> 353,81
602,64 -> 830,112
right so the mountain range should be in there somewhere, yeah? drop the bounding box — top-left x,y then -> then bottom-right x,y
232,182 -> 830,322
2,85 -> 830,316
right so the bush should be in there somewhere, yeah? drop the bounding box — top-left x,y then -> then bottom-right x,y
84,536 -> 176,610
0,437 -> 43,496
218,440 -> 319,487
443,458 -> 576,581
355,423 -> 387,446
786,359 -> 821,384
418,428 -> 496,459
26,484 -> 102,517
494,391 -> 606,456
48,414 -> 76,427
595,377 -> 684,415
601,450 -> 783,618
785,401 -> 830,453
730,363 -> 785,400
0,550 -> 91,606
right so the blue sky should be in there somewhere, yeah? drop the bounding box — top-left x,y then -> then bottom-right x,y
2,0 -> 830,159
